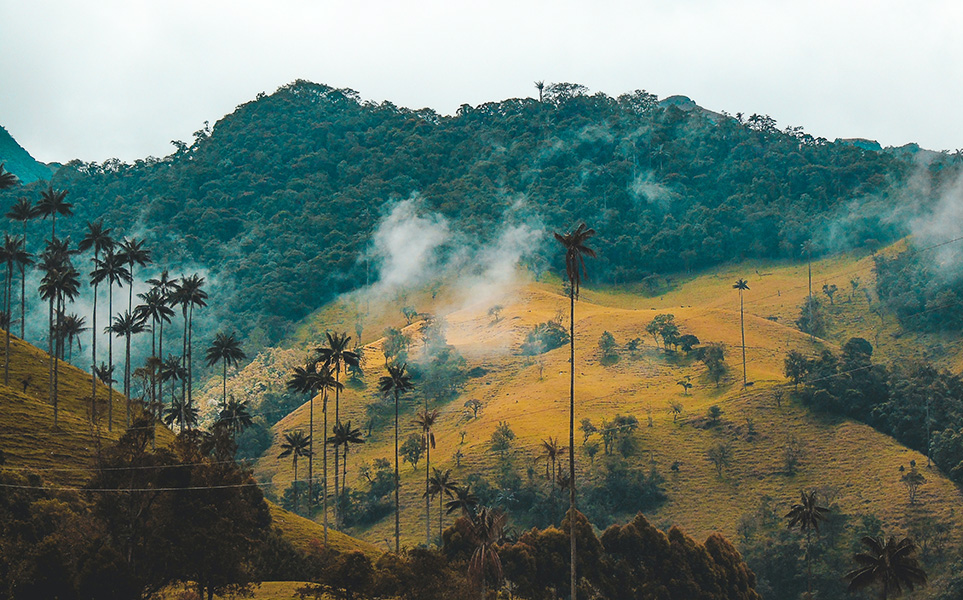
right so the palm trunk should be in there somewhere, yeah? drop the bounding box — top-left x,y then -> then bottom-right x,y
334,366 -> 341,524
91,278 -> 99,423
5,262 -> 12,386
806,529 -> 812,596
181,310 -> 188,431
569,289 -> 577,600
20,223 -> 26,340
158,318 -> 164,417
425,436 -> 431,545
322,389 -> 328,545
49,293 -> 56,426
740,290 -> 747,387
293,457 -> 299,515
439,492 -> 444,547
187,305 -> 193,408
53,294 -> 62,426
342,446 -> 349,493
125,330 -> 132,427
308,392 -> 314,511
107,286 -> 114,431
394,388 -> 401,554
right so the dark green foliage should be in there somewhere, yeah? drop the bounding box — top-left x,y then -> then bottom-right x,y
1,80 -> 917,343
401,433 -> 424,470
796,296 -> 827,337
490,421 -> 516,455
700,342 -> 727,386
598,331 -> 618,361
874,249 -> 963,333
519,320 -> 569,355
580,460 -> 666,526
340,458 -> 395,527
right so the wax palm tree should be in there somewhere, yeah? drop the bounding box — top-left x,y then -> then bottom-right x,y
733,278 -> 750,387
327,420 -> 364,497
205,331 -> 246,405
465,507 -> 507,600
38,243 -> 80,426
535,437 -> 567,489
58,313 -> 87,361
786,490 -> 830,597
445,484 -> 479,518
171,274 -> 207,409
315,331 -> 360,512
136,287 -> 173,417
801,240 -> 815,342
108,310 -> 148,427
426,468 -> 459,546
214,396 -> 253,439
159,354 -> 186,431
6,197 -> 39,340
36,185 -> 72,238
163,397 -> 198,432
117,237 -> 151,322
845,536 -> 927,599
278,431 -> 312,514
145,270 -> 177,369
0,164 -> 19,189
413,408 -> 439,545
91,249 -> 131,431
554,222 -> 596,600
79,220 -> 114,410
0,234 -> 25,384
379,362 -> 414,553
94,362 -> 115,419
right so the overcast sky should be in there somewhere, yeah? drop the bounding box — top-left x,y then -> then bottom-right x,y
2,0 -> 961,164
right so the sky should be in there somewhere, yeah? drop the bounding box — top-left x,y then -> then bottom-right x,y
2,0 -> 962,164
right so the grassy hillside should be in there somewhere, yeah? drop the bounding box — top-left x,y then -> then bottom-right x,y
0,327 -> 377,560
254,245 -> 963,561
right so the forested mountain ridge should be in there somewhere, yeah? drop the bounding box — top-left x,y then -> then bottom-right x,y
0,126 -> 52,184
0,80 -> 932,342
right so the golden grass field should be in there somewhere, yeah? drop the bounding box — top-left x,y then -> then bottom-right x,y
255,244 -> 963,556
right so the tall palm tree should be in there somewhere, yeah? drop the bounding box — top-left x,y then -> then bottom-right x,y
535,437 -> 567,489
79,221 -> 114,412
36,185 -> 72,238
91,249 -> 131,431
214,396 -> 253,439
315,331 -> 360,513
327,420 -> 364,497
6,198 -> 38,340
426,468 -> 459,546
786,490 -> 830,597
0,164 -> 19,189
0,234 -> 25,384
117,237 -> 151,323
107,310 -> 148,427
465,507 -> 507,600
278,431 -> 312,514
205,332 -> 246,405
171,274 -> 207,409
136,287 -> 173,418
554,222 -> 596,600
163,396 -> 198,432
733,278 -> 750,387
379,362 -> 414,553
414,408 -> 439,545
58,313 -> 87,361
845,536 -> 927,599
38,241 -> 80,426
445,485 -> 479,518
801,240 -> 815,342
159,354 -> 186,431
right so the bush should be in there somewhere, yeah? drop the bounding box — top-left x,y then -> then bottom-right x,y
520,320 -> 569,355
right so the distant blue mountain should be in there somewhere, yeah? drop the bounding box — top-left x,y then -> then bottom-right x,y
0,126 -> 52,184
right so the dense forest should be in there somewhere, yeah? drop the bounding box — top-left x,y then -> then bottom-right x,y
0,80 -> 937,342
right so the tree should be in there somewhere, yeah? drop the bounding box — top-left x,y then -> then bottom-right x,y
159,354 -> 187,431
677,375 -> 692,396
426,468 -> 458,546
534,80 -> 545,102
5,197 -> 38,339
163,396 -> 198,432
117,237 -> 151,325
379,362 -> 414,553
327,420 -> 364,501
900,465 -> 926,504
733,278 -> 750,386
786,490 -> 829,596
316,331 -> 361,519
214,396 -> 253,439
822,283 -> 837,305
145,270 -> 178,411
463,507 -> 507,599
0,234 -> 26,384
845,536 -> 927,599
205,332 -> 246,405
784,351 -> 809,389
135,287 -> 174,418
91,249 -> 131,430
36,185 -> 72,238
488,304 -> 503,323
171,274 -> 207,409
535,436 -> 567,489
107,310 -> 148,426
701,343 -> 727,386
0,163 -> 19,189
707,442 -> 732,477
79,220 -> 114,416
464,398 -> 482,419
401,433 -> 424,471
554,222 -> 596,600
445,485 -> 479,518
278,430 -> 313,514
57,312 -> 87,361
38,240 -> 80,426
414,408 -> 439,545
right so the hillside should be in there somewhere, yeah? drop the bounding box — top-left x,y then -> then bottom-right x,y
0,80 -> 929,346
0,327 -> 377,561
0,126 -> 52,184
249,246 -> 963,594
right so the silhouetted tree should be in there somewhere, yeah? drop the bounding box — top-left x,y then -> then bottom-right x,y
845,536 -> 926,600
379,362 -> 414,553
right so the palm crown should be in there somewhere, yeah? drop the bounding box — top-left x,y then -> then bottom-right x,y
553,223 -> 597,299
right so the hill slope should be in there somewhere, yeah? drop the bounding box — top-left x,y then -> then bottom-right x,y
0,126 -> 52,184
254,247 -> 963,559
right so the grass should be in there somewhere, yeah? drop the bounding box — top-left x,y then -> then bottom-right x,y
254,244 -> 963,557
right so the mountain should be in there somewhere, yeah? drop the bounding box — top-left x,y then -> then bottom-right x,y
0,80 -> 933,346
0,126 -> 52,184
